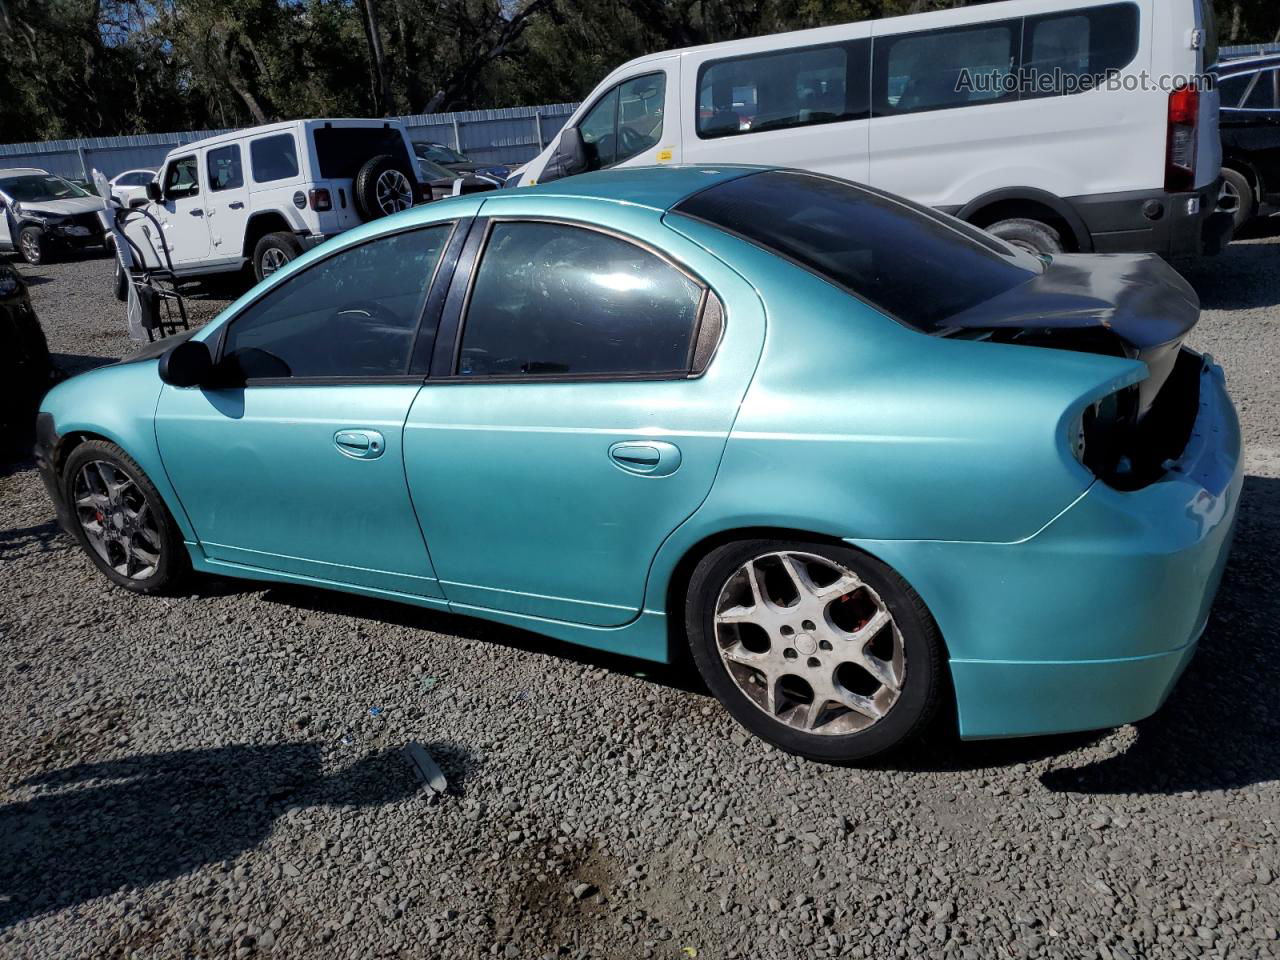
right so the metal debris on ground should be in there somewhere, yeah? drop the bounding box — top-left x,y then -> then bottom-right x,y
403,741 -> 448,794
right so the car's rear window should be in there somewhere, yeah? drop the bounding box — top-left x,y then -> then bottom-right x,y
672,170 -> 1040,332
313,127 -> 411,179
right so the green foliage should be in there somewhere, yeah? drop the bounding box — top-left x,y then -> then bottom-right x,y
1,0 -> 1276,143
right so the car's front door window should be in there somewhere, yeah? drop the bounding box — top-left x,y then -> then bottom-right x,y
164,156 -> 199,200
221,224 -> 452,380
576,73 -> 667,172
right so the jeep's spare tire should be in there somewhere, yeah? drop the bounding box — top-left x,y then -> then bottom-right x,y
354,155 -> 416,222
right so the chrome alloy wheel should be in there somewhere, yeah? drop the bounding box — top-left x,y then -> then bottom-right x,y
375,169 -> 414,215
260,246 -> 290,277
73,460 -> 162,581
19,231 -> 40,263
713,551 -> 906,736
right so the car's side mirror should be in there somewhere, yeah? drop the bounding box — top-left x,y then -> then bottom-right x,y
158,339 -> 213,387
128,196 -> 149,209
543,128 -> 588,183
146,181 -> 162,202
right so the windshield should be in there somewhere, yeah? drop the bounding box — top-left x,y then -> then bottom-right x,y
673,170 -> 1042,333
417,158 -> 456,180
416,142 -> 469,165
0,174 -> 91,203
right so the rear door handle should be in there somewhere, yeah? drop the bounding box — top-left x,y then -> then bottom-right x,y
228,201 -> 244,209
334,429 -> 386,460
609,440 -> 681,477
189,208 -> 204,216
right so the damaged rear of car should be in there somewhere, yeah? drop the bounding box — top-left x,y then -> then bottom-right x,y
669,168 -> 1241,741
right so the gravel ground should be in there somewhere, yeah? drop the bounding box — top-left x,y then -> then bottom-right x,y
1,233 -> 1278,960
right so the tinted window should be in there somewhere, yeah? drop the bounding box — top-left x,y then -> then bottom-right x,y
576,72 -> 666,170
458,222 -> 702,378
251,133 -> 299,183
674,171 -> 1039,333
874,21 -> 1020,115
1217,72 -> 1253,108
222,226 -> 451,379
416,143 -> 468,165
207,145 -> 243,192
1022,4 -> 1140,98
118,171 -> 153,187
314,127 -> 410,178
163,156 -> 199,199
1244,70 -> 1279,110
698,41 -> 870,138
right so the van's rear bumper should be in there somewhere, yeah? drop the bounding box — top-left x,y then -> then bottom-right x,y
1070,178 -> 1233,258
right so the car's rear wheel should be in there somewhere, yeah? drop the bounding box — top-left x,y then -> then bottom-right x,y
253,232 -> 302,283
62,440 -> 188,594
986,217 -> 1065,256
1221,167 -> 1256,233
686,540 -> 943,763
18,226 -> 48,266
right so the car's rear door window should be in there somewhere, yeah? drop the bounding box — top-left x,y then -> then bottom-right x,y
250,133 -> 300,183
456,221 -> 703,378
207,144 -> 244,192
673,170 -> 1039,333
1243,70 -> 1279,110
220,225 -> 452,380
874,20 -> 1021,115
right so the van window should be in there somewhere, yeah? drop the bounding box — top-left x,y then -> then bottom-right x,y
1244,71 -> 1279,110
1022,4 -> 1140,99
874,20 -> 1020,116
1217,72 -> 1253,108
673,170 -> 1038,334
576,72 -> 666,170
207,144 -> 244,192
697,40 -> 870,139
251,133 -> 300,183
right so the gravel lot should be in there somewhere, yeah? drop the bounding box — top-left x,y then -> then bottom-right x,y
1,233 -> 1278,960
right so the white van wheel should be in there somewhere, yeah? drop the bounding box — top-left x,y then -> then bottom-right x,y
986,218 -> 1065,257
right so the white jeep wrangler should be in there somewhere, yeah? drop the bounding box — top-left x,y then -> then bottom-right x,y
118,118 -> 423,283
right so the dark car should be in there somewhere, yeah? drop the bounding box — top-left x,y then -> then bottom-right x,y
412,141 -> 511,181
0,261 -> 56,460
415,157 -> 502,201
1213,55 -> 1280,229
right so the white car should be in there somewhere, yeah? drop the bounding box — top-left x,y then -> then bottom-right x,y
108,169 -> 156,208
118,118 -> 424,282
516,0 -> 1231,259
0,167 -> 111,265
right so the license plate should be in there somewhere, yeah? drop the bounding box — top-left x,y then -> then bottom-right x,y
63,225 -> 90,237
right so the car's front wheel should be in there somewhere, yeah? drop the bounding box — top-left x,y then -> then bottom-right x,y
18,226 -> 48,266
686,540 -> 943,763
62,440 -> 188,594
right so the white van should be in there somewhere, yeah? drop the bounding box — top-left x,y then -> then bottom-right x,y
119,118 -> 422,282
514,0 -> 1231,258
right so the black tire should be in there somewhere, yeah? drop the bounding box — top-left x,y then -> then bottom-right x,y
353,154 -> 416,222
61,439 -> 189,594
685,539 -> 943,763
986,217 -> 1065,256
18,225 -> 48,266
252,231 -> 302,283
113,255 -> 129,302
1222,167 -> 1256,233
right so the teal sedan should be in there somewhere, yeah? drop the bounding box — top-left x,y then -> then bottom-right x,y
35,167 -> 1241,762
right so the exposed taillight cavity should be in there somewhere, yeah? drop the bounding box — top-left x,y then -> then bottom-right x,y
308,188 -> 332,212
1165,86 -> 1200,193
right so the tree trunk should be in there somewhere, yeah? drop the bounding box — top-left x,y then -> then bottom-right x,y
358,0 -> 394,115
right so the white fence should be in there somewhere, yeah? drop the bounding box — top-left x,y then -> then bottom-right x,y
0,103 -> 580,180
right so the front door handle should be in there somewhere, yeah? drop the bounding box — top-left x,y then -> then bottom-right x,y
609,440 -> 681,477
189,208 -> 204,216
334,429 -> 386,460
228,201 -> 245,209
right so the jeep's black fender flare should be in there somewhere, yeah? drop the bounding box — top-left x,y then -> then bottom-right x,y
954,187 -> 1095,253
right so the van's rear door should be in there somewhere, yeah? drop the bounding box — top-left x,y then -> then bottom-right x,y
1193,0 -> 1223,190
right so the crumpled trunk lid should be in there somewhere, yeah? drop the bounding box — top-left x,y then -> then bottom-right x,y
942,253 -> 1200,421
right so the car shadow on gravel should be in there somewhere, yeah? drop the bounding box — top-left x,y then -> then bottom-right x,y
50,352 -> 116,377
1182,222 -> 1280,311
246,583 -> 711,695
0,739 -> 469,928
0,518 -> 66,561
1038,473 -> 1280,796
